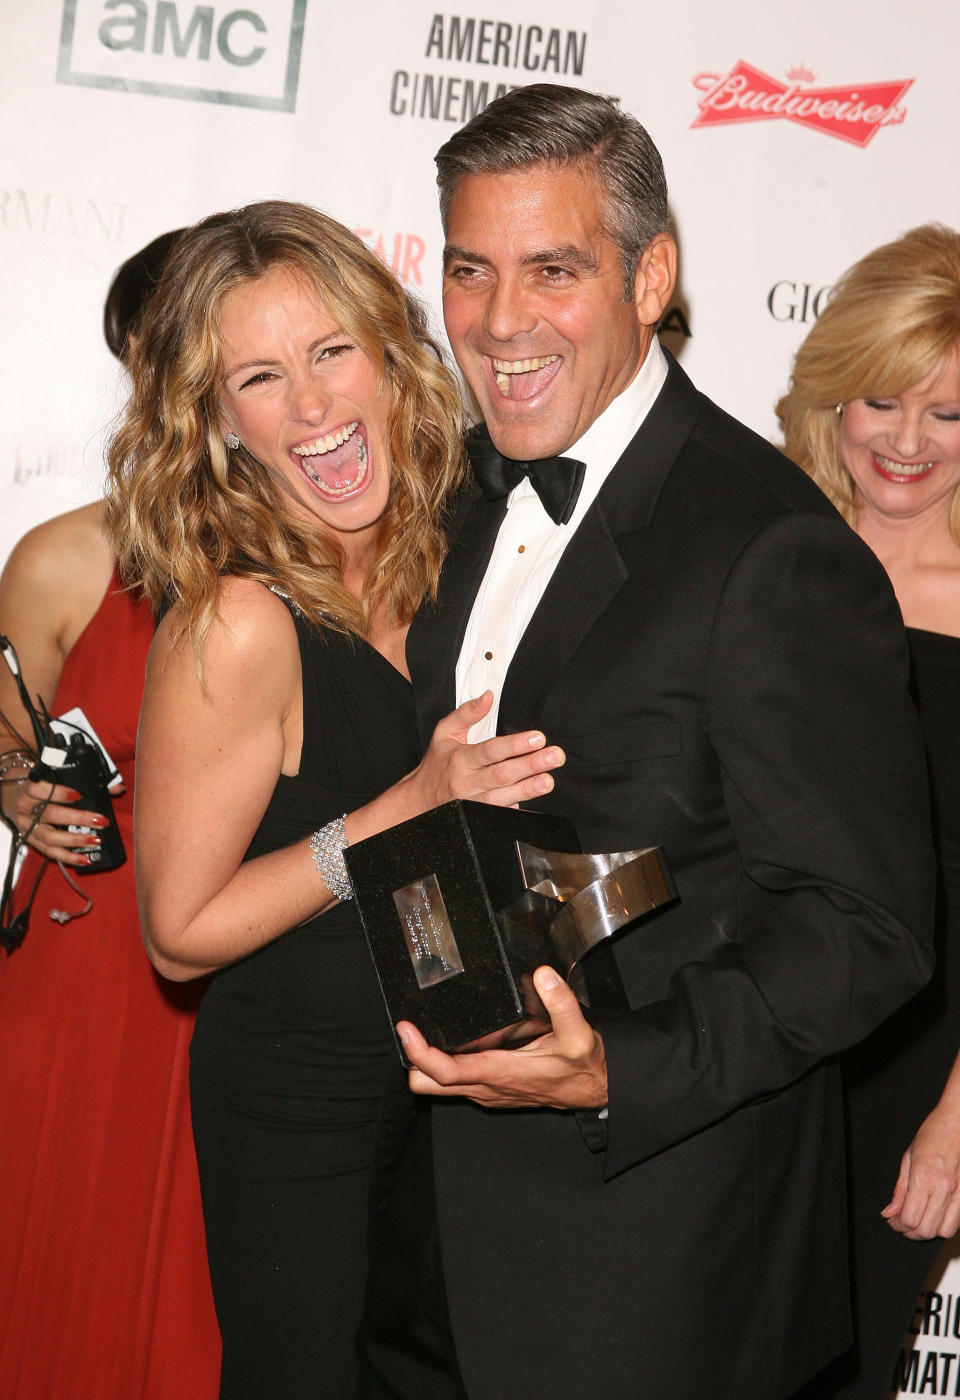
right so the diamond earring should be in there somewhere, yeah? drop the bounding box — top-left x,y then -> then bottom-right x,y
225,432 -> 241,450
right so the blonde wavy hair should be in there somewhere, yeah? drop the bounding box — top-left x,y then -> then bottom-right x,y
776,224 -> 960,540
104,200 -> 466,661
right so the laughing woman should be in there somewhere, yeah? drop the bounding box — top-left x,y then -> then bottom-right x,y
778,224 -> 960,1400
104,202 -> 563,1398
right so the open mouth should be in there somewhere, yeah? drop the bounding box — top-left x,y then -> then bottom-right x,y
292,420 -> 369,498
872,452 -> 935,482
490,355 -> 561,402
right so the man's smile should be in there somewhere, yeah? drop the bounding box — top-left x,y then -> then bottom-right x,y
489,355 -> 563,402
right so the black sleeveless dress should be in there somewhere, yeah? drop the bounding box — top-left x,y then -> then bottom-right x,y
189,603 -> 419,1399
798,628 -> 960,1400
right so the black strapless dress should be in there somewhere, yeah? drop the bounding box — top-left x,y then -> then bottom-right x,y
798,628 -> 960,1399
189,605 -> 419,1398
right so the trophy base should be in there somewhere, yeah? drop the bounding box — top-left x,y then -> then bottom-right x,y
345,802 -> 675,1062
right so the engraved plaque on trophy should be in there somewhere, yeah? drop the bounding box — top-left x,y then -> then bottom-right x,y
343,800 -> 677,1061
392,873 -> 464,990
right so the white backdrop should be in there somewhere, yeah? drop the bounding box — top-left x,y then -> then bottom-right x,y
2,3 -> 958,1391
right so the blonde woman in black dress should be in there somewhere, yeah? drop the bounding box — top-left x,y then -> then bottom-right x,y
105,201 -> 564,1398
779,224 -> 960,1400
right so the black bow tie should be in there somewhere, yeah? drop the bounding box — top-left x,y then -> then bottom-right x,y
465,426 -> 586,526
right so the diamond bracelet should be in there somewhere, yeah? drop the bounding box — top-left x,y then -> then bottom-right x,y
309,813 -> 353,902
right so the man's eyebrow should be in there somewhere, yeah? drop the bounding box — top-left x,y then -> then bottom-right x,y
522,246 -> 598,272
442,244 -> 490,269
442,244 -> 598,272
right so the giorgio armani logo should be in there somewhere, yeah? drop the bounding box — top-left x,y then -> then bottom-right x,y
1,188 -> 126,241
767,280 -> 832,323
57,0 -> 305,111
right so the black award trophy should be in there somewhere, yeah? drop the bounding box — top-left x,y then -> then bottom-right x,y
343,800 -> 676,1061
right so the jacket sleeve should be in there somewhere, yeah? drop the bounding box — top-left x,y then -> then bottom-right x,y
599,510 -> 936,1179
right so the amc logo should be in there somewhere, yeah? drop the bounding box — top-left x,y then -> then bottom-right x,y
57,0 -> 305,110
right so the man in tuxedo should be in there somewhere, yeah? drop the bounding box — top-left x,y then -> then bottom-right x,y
380,84 -> 935,1399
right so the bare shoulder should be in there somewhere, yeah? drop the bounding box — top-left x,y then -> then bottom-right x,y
214,574 -> 301,642
152,577 -> 301,710
3,502 -> 112,589
0,502 -> 114,659
1,502 -> 113,614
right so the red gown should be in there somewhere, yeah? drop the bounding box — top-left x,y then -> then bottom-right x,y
0,576 -> 220,1399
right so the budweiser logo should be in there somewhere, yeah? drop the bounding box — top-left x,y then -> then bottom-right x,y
691,60 -> 912,147
784,62 -> 815,84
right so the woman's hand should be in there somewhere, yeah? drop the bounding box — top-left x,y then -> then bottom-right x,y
1,771 -> 111,866
883,1096 -> 960,1240
379,691 -> 565,825
0,502 -> 117,866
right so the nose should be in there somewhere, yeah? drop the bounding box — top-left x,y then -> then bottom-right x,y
483,274 -> 536,344
290,371 -> 332,425
889,405 -> 927,460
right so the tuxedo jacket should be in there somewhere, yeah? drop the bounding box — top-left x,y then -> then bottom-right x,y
406,352 -> 935,1400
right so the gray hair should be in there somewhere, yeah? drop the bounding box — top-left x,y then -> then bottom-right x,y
435,84 -> 670,297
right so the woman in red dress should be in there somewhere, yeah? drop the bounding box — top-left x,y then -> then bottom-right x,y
0,234 -> 220,1398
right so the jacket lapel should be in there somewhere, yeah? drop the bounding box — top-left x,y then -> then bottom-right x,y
497,506 -> 627,734
407,490 -> 508,745
499,351 -> 703,732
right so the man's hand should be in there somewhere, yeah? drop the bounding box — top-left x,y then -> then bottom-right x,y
399,967 -> 608,1110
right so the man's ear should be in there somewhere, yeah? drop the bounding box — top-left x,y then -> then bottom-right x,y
633,234 -> 678,327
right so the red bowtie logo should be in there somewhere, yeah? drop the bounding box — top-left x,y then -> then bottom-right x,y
691,60 -> 912,147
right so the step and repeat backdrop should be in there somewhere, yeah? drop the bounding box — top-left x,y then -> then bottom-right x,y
2,2 -> 958,1391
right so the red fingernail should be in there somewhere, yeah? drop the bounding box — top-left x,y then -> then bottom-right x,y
89,816 -> 110,829
83,836 -> 101,847
63,789 -> 83,802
